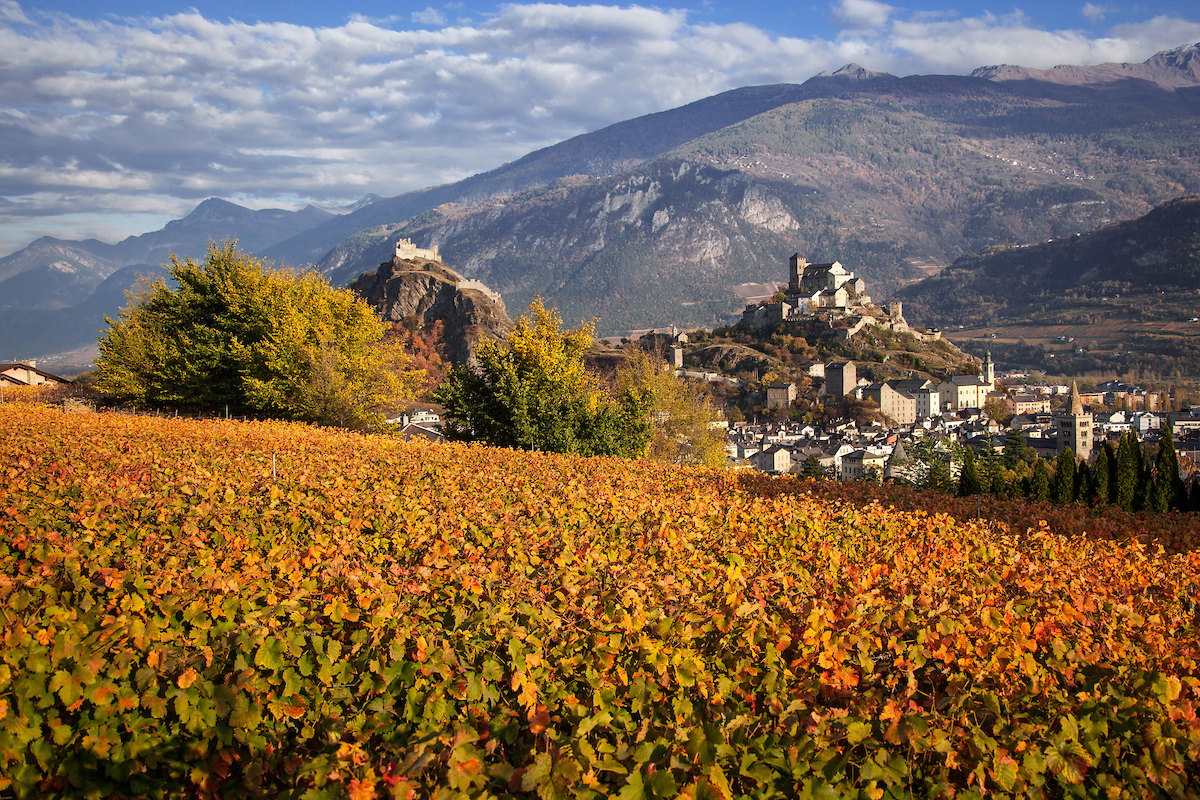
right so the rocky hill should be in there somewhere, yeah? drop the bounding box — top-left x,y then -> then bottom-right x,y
349,255 -> 513,368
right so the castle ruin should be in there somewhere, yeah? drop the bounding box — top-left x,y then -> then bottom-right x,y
395,238 -> 441,262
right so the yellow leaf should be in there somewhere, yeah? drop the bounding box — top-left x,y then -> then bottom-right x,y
177,668 -> 198,689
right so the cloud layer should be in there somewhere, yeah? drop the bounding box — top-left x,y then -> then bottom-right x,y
1,0 -> 1198,253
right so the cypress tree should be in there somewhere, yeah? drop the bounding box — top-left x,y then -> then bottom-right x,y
1092,440 -> 1115,505
957,447 -> 982,497
1150,426 -> 1185,512
1133,434 -> 1152,512
1073,458 -> 1090,505
1115,432 -> 1139,511
802,454 -> 826,480
978,437 -> 1000,492
1030,458 -> 1051,502
1053,447 -> 1077,505
1094,443 -> 1108,506
1189,477 -> 1200,512
990,466 -> 1009,498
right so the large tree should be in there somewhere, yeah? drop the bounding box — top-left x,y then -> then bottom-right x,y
97,241 -> 422,429
435,298 -> 652,457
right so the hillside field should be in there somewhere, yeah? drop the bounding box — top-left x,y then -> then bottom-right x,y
3,404 -> 1200,798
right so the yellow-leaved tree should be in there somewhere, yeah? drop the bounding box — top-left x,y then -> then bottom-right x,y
616,346 -> 728,468
434,297 -> 653,457
97,240 -> 424,430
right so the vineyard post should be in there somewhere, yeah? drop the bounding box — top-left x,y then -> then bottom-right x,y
273,453 -> 277,481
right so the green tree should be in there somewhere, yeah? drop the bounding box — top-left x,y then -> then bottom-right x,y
96,241 -> 421,429
957,447 -> 982,497
1149,426 -> 1186,512
1002,429 -> 1034,469
802,454 -> 827,480
1092,441 -> 1115,505
1115,432 -> 1141,511
1029,458 -> 1051,502
435,298 -> 652,457
1052,448 -> 1078,505
977,437 -> 1002,492
616,347 -> 727,468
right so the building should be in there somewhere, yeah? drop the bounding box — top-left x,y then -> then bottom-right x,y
863,382 -> 917,425
936,352 -> 996,411
785,255 -> 870,309
766,382 -> 796,409
752,445 -> 792,474
1055,381 -> 1093,462
888,379 -> 939,419
825,361 -> 856,398
394,238 -> 440,262
840,449 -> 889,481
1008,392 -> 1051,415
0,362 -> 72,388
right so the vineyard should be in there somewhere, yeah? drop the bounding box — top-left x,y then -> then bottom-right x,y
3,403 -> 1200,798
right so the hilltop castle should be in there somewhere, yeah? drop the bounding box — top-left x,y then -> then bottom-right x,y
741,254 -> 929,341
394,238 -> 440,262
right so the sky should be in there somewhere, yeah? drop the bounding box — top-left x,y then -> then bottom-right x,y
1,0 -> 1199,257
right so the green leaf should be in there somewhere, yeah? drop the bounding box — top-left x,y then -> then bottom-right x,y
846,720 -> 872,745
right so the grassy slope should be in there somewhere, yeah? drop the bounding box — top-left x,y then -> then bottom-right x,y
3,404 -> 1200,798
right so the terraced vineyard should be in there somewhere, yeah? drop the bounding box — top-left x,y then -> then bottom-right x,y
3,403 -> 1200,798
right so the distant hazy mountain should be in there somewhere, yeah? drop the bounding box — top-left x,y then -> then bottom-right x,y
0,263 -> 173,365
897,195 -> 1200,376
0,198 -> 336,312
899,194 -> 1200,323
971,41 -> 1200,114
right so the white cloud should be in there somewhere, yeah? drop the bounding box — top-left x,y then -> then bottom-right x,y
1082,3 -> 1114,23
0,0 -> 1196,256
831,0 -> 895,31
411,7 -> 447,25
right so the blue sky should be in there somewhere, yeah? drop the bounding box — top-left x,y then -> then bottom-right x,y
2,0 -> 1198,256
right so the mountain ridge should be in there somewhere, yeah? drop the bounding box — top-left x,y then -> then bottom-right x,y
5,43 -> 1200,364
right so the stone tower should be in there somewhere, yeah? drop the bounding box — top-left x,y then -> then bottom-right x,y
983,350 -> 995,390
788,254 -> 807,295
1056,381 -> 1093,462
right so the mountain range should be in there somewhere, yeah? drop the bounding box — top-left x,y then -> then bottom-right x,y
3,43 -> 1199,371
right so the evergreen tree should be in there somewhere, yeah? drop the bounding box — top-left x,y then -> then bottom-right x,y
1115,432 -> 1140,511
1052,448 -> 1077,505
1030,458 -> 1051,502
990,467 -> 1009,498
977,437 -> 1001,494
1150,426 -> 1186,512
1092,441 -> 1115,505
802,454 -> 826,480
1002,429 -> 1032,469
1132,434 -> 1152,512
957,446 -> 982,497
1073,459 -> 1090,505
1189,477 -> 1200,512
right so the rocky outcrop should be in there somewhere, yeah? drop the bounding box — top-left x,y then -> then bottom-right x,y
349,256 -> 513,367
